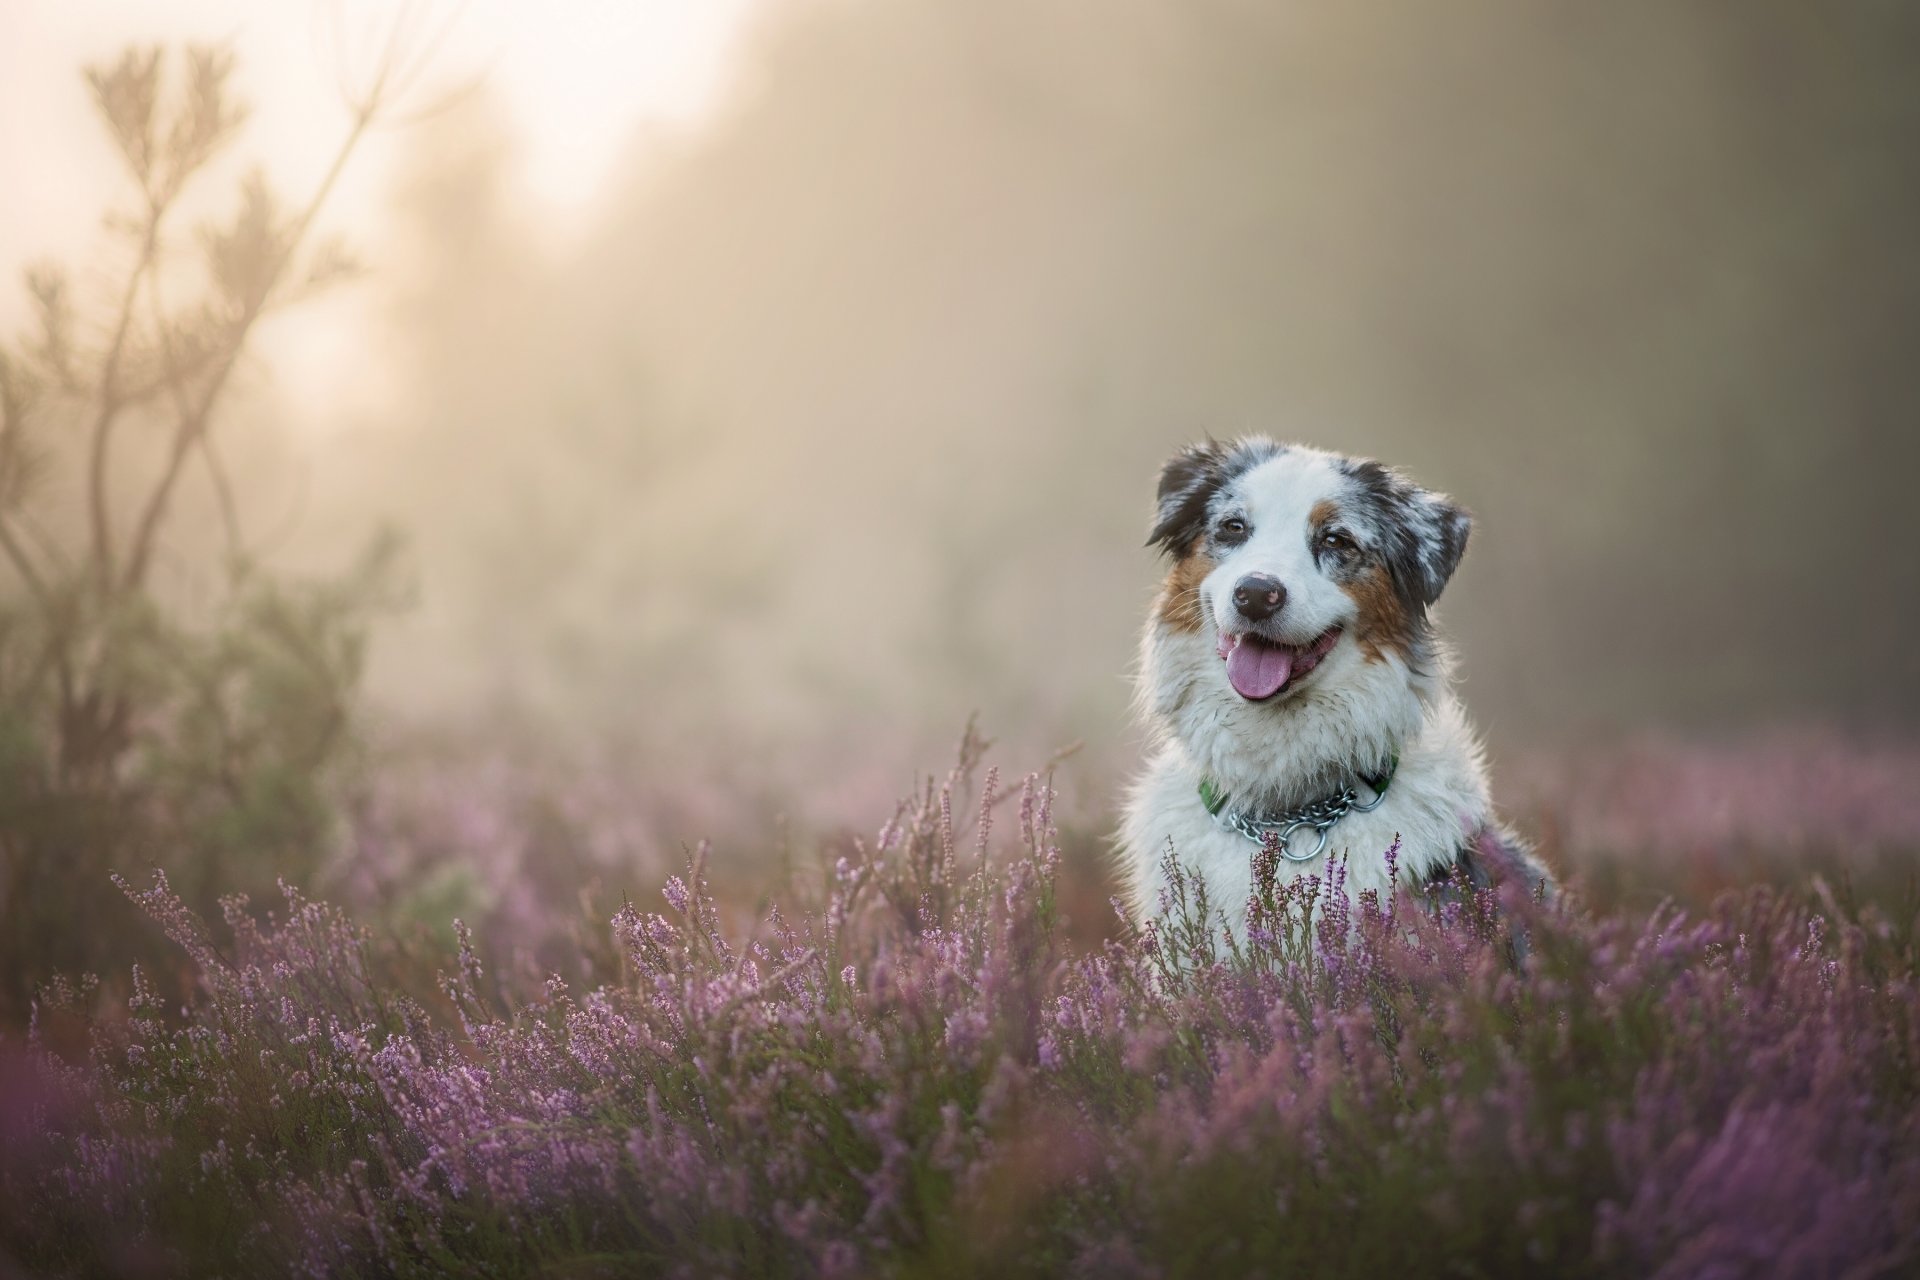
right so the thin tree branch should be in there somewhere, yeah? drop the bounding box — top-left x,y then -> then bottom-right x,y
17,511 -> 72,581
121,109 -> 372,592
253,464 -> 311,561
145,263 -> 245,562
85,206 -> 167,589
121,5 -> 464,592
197,432 -> 245,563
0,515 -> 52,606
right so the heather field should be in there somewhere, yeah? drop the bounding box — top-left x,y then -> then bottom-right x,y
3,729 -> 1918,1279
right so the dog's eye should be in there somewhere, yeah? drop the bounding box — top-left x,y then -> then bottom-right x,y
1320,530 -> 1354,552
1219,517 -> 1248,539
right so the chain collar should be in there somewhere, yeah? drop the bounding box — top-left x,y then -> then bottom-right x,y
1197,753 -> 1399,863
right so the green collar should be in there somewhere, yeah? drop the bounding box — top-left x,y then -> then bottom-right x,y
1198,752 -> 1399,819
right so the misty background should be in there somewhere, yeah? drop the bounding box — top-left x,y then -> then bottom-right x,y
7,0 -> 1919,831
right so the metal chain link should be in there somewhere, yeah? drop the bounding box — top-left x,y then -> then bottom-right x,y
1212,778 -> 1390,862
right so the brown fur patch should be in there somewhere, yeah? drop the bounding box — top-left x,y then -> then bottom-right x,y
1342,562 -> 1419,663
1309,498 -> 1341,529
1156,538 -> 1213,632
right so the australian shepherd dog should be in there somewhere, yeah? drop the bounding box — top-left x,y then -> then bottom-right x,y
1119,437 -> 1553,930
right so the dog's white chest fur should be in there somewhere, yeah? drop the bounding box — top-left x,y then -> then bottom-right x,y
1121,693 -> 1491,923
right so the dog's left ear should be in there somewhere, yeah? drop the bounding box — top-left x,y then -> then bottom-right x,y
1147,441 -> 1227,556
1354,461 -> 1472,611
1394,487 -> 1472,610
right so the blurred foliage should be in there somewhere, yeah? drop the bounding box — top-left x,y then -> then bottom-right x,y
0,45 -> 404,1017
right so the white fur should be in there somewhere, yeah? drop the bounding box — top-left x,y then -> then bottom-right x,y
1118,446 -> 1495,928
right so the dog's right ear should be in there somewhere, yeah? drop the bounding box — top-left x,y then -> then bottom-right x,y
1147,441 -> 1226,556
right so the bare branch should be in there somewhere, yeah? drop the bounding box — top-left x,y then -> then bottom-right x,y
372,61 -> 492,132
253,464 -> 312,561
16,511 -> 73,580
121,108 -> 374,591
84,47 -> 163,198
24,267 -> 80,391
144,249 -> 244,563
382,0 -> 474,113
198,434 -> 245,563
84,195 -> 168,589
0,350 -> 23,438
0,355 -> 52,603
158,45 -> 248,201
0,515 -> 52,607
327,0 -> 472,124
98,10 -> 467,595
83,45 -> 250,591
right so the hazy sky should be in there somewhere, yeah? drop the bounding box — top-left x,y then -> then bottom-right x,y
0,0 -> 765,412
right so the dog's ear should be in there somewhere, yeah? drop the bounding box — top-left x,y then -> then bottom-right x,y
1352,462 -> 1472,611
1401,489 -> 1471,608
1148,441 -> 1227,556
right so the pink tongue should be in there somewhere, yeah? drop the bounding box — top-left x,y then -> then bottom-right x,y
1226,639 -> 1294,700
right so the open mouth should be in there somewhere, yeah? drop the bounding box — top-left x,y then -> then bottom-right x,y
1215,626 -> 1343,701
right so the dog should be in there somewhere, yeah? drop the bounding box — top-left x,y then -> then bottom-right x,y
1119,437 -> 1552,930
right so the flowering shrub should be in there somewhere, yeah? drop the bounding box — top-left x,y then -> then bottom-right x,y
3,736 -> 1917,1278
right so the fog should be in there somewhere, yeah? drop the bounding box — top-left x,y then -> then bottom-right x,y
17,1 -> 1920,813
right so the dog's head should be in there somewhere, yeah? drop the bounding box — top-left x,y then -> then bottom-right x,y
1146,437 -> 1470,709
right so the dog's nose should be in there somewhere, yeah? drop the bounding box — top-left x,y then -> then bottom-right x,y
1232,574 -> 1287,622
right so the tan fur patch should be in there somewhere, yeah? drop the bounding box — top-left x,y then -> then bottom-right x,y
1156,538 -> 1213,633
1342,562 -> 1418,663
1309,498 -> 1340,529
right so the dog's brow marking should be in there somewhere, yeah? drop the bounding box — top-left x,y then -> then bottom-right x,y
1308,498 -> 1340,529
